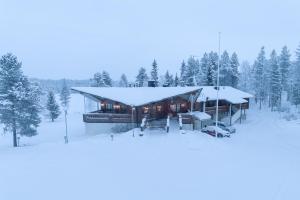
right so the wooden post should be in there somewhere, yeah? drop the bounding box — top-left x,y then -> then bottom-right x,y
203,101 -> 206,113
229,104 -> 232,126
239,103 -> 242,124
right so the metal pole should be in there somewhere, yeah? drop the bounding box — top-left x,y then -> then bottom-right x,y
215,32 -> 221,136
64,109 -> 68,144
131,106 -> 135,137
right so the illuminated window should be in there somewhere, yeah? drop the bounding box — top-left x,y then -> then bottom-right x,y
143,106 -> 149,114
156,105 -> 162,112
113,105 -> 120,110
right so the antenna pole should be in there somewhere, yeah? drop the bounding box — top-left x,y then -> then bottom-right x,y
215,32 -> 221,137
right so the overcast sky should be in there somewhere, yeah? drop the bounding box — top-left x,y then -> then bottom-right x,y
0,0 -> 299,80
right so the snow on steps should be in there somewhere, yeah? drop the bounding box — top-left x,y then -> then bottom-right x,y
223,109 -> 242,125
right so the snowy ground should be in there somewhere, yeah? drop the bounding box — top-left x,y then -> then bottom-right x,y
1,94 -> 300,200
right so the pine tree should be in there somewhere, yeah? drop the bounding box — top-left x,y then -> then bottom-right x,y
253,47 -> 267,109
238,61 -> 253,92
46,91 -> 60,122
279,46 -> 291,91
200,53 -> 209,86
119,74 -> 128,87
136,67 -> 148,87
208,51 -> 218,86
179,60 -> 187,86
102,71 -> 112,87
174,73 -> 179,86
269,50 -> 281,111
163,70 -> 174,87
292,44 -> 300,107
219,51 -> 231,86
151,59 -> 159,87
0,53 -> 41,146
60,79 -> 71,110
230,52 -> 239,88
17,78 -> 42,137
186,56 -> 200,86
92,72 -> 105,87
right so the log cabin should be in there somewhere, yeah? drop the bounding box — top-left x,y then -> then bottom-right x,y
71,85 -> 253,134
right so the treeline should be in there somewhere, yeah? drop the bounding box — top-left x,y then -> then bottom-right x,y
91,51 -> 239,88
239,45 -> 300,110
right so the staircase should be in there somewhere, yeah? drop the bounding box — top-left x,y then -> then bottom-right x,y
147,119 -> 167,130
223,106 -> 242,125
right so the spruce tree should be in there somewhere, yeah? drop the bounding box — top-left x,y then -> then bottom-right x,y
151,59 -> 159,87
119,74 -> 128,87
292,44 -> 300,107
46,91 -> 60,122
0,53 -> 41,146
92,72 -> 105,87
174,73 -> 179,87
186,56 -> 200,86
253,47 -> 267,109
60,79 -> 71,110
163,70 -> 174,87
208,51 -> 218,85
102,71 -> 113,87
200,53 -> 209,86
230,52 -> 239,88
219,51 -> 231,86
179,60 -> 187,86
269,50 -> 281,111
136,67 -> 148,87
279,46 -> 291,91
238,61 -> 253,92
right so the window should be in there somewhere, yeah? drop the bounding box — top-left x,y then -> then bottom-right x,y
156,105 -> 162,112
106,103 -> 113,111
143,106 -> 149,114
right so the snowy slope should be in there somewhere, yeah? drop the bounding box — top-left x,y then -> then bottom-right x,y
0,95 -> 300,200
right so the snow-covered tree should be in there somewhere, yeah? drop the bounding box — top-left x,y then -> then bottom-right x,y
238,61 -> 253,92
119,74 -> 128,87
0,53 -> 41,146
279,46 -> 291,91
136,67 -> 148,87
186,56 -> 200,86
269,50 -> 281,111
151,59 -> 159,87
179,60 -> 187,86
219,51 -> 231,86
163,70 -> 174,87
230,52 -> 239,88
92,72 -> 105,87
174,73 -> 179,87
60,79 -> 71,110
102,71 -> 112,87
200,53 -> 209,86
208,51 -> 218,86
291,45 -> 300,107
253,47 -> 267,109
46,91 -> 60,122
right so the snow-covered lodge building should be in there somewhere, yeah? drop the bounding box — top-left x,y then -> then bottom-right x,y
71,86 -> 253,134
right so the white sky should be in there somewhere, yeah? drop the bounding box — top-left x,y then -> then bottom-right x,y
0,0 -> 299,80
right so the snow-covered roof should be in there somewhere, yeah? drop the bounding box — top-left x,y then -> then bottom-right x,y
71,87 -> 201,107
197,86 -> 253,104
190,111 -> 211,121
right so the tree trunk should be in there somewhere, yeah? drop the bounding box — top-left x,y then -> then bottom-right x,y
13,124 -> 17,147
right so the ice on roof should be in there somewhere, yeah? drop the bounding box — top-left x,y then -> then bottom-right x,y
71,87 -> 201,107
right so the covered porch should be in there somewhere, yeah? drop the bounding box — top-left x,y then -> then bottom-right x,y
72,87 -> 202,127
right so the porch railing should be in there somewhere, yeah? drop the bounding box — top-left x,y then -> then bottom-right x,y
83,113 -> 134,123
